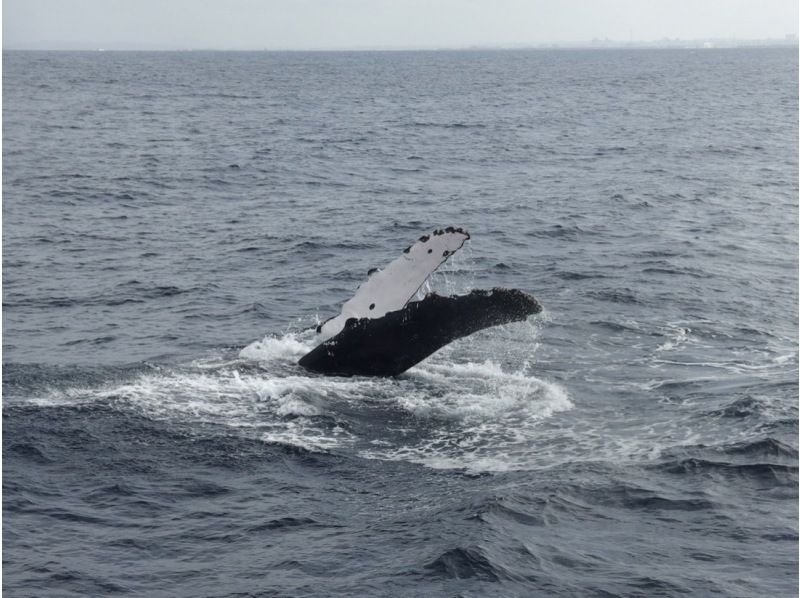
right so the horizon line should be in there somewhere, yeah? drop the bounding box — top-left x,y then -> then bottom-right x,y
3,35 -> 798,53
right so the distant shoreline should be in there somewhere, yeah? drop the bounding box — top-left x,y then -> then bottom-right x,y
3,41 -> 798,53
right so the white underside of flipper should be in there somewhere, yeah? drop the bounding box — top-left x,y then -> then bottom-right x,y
318,227 -> 470,340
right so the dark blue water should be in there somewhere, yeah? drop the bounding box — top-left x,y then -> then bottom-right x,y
4,48 -> 798,596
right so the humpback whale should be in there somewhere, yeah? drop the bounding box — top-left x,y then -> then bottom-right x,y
298,228 -> 541,377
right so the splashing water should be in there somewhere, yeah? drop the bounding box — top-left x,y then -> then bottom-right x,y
21,324 -> 570,472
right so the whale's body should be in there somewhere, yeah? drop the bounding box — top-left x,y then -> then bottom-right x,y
298,228 -> 541,377
299,288 -> 541,376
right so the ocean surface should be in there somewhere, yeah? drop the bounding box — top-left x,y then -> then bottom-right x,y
3,48 -> 798,597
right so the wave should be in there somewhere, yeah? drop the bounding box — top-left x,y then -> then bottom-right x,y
656,458 -> 798,484
3,282 -> 210,310
424,546 -> 504,581
654,438 -> 799,484
554,270 -> 608,280
524,225 -> 595,240
705,396 -> 763,418
6,442 -> 52,464
468,495 -> 546,527
406,121 -> 487,129
723,437 -> 798,459
584,288 -> 643,305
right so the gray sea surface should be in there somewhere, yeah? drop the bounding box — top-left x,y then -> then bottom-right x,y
3,48 -> 798,596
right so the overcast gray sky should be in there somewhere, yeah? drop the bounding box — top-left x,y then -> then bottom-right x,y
4,0 -> 799,50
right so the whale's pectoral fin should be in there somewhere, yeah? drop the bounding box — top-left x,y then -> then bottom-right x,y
299,288 -> 542,377
317,227 -> 470,339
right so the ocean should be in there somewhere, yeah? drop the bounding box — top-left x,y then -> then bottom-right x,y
3,48 -> 798,596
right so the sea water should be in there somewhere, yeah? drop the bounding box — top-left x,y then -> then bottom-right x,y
3,48 -> 797,596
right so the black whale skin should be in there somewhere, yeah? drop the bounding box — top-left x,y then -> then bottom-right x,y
298,288 -> 541,377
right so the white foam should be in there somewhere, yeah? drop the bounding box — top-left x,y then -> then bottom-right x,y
402,360 -> 569,421
29,323 -> 568,471
360,357 -> 572,472
773,352 -> 796,365
655,325 -> 691,352
110,370 -> 328,420
239,332 -> 312,362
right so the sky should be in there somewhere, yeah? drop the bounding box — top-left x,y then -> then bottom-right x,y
3,0 -> 799,50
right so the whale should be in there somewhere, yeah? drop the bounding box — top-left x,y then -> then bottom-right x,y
298,228 -> 542,377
